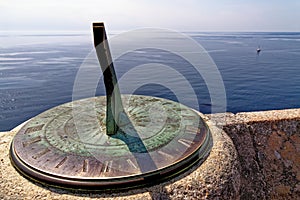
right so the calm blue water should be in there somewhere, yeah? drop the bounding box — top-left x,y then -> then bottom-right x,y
1,32 -> 299,131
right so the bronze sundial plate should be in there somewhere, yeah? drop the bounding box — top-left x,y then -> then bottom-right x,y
10,95 -> 212,191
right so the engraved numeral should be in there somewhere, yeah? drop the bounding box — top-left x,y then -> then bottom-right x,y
22,136 -> 42,147
101,160 -> 113,173
24,124 -> 44,134
127,159 -> 138,169
157,150 -> 174,159
55,157 -> 67,168
32,148 -> 50,159
82,159 -> 88,172
178,139 -> 194,148
185,125 -> 199,134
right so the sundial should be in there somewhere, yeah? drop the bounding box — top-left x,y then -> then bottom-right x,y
10,23 -> 212,191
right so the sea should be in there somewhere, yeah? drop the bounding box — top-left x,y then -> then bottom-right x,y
1,31 -> 299,131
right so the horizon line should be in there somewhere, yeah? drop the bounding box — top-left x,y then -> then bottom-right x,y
1,29 -> 300,34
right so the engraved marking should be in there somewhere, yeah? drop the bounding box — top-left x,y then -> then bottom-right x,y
178,139 -> 194,148
83,159 -> 88,172
101,160 -> 112,173
22,136 -> 41,147
136,119 -> 150,123
55,157 -> 67,168
127,159 -> 138,169
185,125 -> 199,134
136,123 -> 146,127
183,115 -> 196,120
24,124 -> 44,134
32,148 -> 50,159
101,161 -> 108,173
157,150 -> 174,159
107,160 -> 113,172
166,118 -> 178,123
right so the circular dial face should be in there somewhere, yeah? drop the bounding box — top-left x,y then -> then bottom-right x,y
10,95 -> 211,189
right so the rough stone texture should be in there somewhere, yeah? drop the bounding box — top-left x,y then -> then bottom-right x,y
207,108 -> 300,200
2,108 -> 299,199
0,117 -> 239,199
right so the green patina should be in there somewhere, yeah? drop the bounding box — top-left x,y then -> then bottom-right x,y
9,22 -> 212,190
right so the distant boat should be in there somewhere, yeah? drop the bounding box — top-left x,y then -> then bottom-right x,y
257,46 -> 261,54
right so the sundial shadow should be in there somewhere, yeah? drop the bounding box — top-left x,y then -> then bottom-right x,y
111,111 -> 158,173
8,23 -> 212,195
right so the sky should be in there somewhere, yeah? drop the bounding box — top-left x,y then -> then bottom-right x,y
1,0 -> 299,32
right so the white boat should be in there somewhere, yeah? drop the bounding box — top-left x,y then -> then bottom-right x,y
257,46 -> 261,54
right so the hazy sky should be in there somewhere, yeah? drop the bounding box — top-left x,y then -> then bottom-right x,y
1,0 -> 299,32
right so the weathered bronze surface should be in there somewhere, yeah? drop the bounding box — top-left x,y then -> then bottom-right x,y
9,22 -> 212,191
10,95 -> 211,190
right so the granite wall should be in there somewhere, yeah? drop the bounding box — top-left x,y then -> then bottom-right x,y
210,109 -> 300,199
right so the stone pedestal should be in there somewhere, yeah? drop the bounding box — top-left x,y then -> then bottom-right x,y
0,117 -> 240,199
